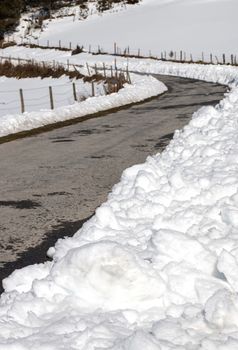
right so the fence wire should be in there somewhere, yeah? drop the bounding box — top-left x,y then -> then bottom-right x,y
0,80 -> 107,117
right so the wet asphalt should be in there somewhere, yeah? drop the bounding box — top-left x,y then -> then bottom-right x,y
0,74 -> 227,292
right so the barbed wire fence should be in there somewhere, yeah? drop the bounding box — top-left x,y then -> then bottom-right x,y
0,81 -> 89,116
0,55 -> 131,116
2,36 -> 238,66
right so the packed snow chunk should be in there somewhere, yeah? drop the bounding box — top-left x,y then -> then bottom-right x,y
168,170 -> 186,189
204,289 -> 238,329
2,262 -> 52,294
95,204 -> 121,230
201,338 -> 238,350
152,317 -> 188,346
190,106 -> 220,128
220,206 -> 238,228
117,331 -> 160,350
151,229 -> 215,272
217,250 -> 238,291
34,241 -> 166,311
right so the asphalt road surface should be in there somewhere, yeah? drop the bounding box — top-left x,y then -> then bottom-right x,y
0,74 -> 227,291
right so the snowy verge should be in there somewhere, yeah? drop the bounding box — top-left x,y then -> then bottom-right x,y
2,59 -> 238,349
69,52 -> 238,87
0,74 -> 167,138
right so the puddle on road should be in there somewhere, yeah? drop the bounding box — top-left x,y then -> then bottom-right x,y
0,200 -> 41,209
52,139 -> 75,143
154,132 -> 175,150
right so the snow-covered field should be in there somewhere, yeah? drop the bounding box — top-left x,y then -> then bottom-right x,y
22,0 -> 238,60
1,56 -> 238,348
0,76 -> 106,117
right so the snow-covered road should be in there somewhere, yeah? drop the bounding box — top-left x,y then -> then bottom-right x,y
0,74 -> 226,292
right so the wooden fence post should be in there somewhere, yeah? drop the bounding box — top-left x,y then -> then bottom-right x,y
231,54 -> 234,65
126,65 -> 129,81
91,81 -> 95,97
69,42 -> 72,50
111,66 -> 113,78
114,42 -> 117,55
223,54 -> 226,65
49,86 -> 54,110
127,69 -> 131,84
72,83 -> 77,101
103,84 -> 108,95
86,62 -> 91,76
19,89 -> 25,113
94,64 -> 98,75
180,50 -> 183,61
210,54 -> 213,64
103,63 -> 106,77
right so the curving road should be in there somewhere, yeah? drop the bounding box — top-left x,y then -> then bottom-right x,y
0,75 -> 227,291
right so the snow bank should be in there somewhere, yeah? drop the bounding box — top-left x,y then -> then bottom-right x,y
1,59 -> 238,349
0,74 -> 166,137
70,52 -> 238,88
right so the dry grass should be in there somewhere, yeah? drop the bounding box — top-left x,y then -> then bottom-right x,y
0,40 -> 16,49
0,59 -> 129,92
72,45 -> 84,56
19,43 -> 71,52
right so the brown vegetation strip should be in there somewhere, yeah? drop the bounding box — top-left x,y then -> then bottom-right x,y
0,59 -> 105,82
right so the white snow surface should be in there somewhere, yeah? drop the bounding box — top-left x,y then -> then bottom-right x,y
0,73 -> 166,137
0,76 -> 107,118
1,56 -> 238,349
31,0 -> 238,60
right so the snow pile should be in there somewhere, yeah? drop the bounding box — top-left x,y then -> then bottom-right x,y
1,62 -> 238,349
0,73 -> 166,137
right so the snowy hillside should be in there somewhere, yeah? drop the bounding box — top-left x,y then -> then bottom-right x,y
35,0 -> 238,59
